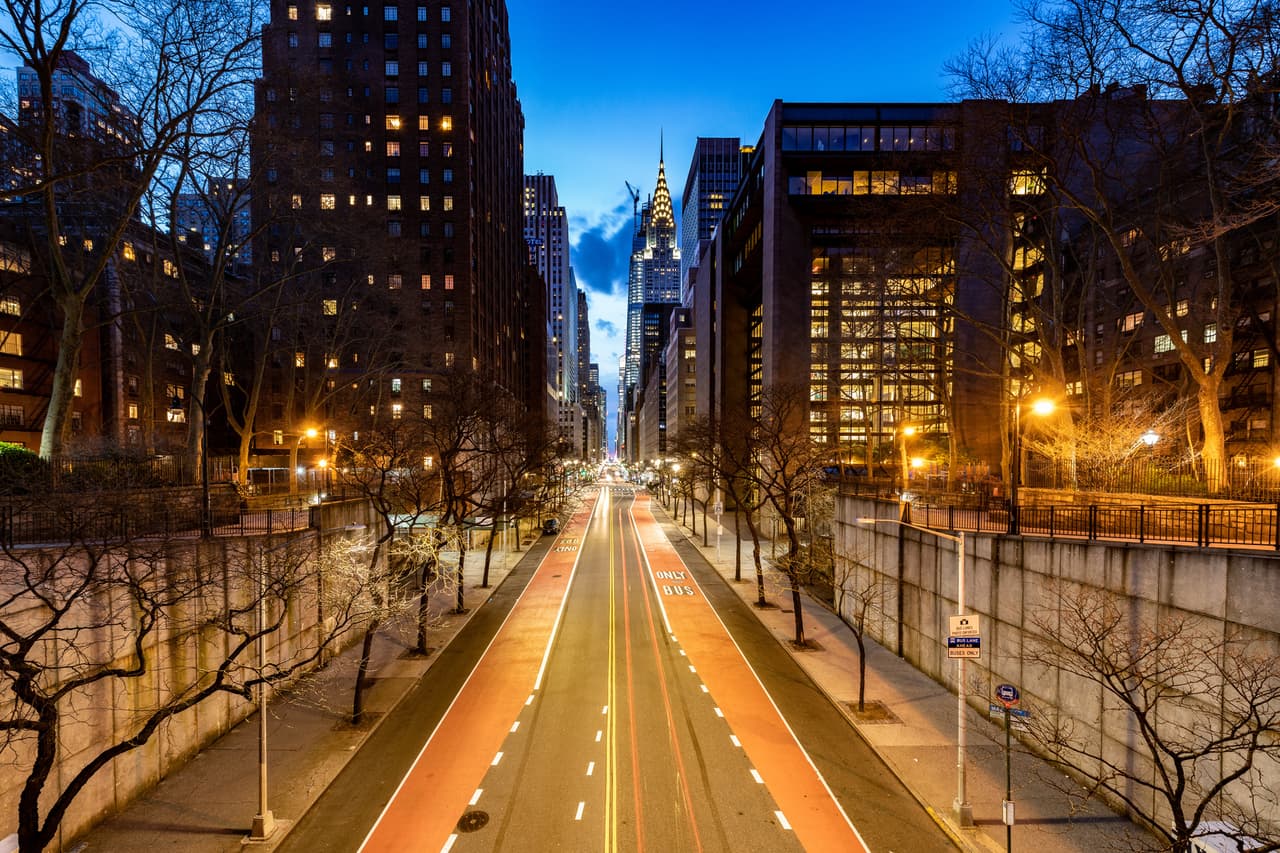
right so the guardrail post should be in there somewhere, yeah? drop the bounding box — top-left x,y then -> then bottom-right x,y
1138,506 -> 1145,543
1198,505 -> 1209,548
1274,504 -> 1280,551
1088,506 -> 1098,540
1048,506 -> 1055,539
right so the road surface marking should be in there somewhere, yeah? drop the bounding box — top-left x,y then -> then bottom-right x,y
595,730 -> 602,742
688,665 -> 697,673
713,707 -> 724,718
751,769 -> 764,784
776,811 -> 792,830
441,835 -> 457,853
491,752 -> 503,766
575,802 -> 586,821
510,721 -> 520,732
468,789 -> 483,806
587,761 -> 595,776
525,695 -> 534,706
601,704 -> 609,715
700,684 -> 708,693
730,735 -> 741,747
679,649 -> 687,656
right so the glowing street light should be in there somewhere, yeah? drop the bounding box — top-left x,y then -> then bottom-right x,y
1010,397 -> 1055,535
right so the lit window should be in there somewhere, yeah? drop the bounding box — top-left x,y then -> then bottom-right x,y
1066,380 -> 1083,396
164,333 -> 179,351
391,403 -> 403,419
439,116 -> 452,131
322,246 -> 337,261
323,299 -> 338,315
442,195 -> 453,211
418,115 -> 429,131
422,378 -> 432,392
320,193 -> 336,209
441,61 -> 452,77
127,403 -> 138,420
287,4 -> 298,19
444,352 -> 455,367
316,3 -> 331,18
1253,349 -> 1270,368
122,242 -> 135,261
423,404 -> 433,419
1204,323 -> 1217,343
383,5 -> 397,20
291,194 -> 303,209
0,332 -> 22,356
1117,369 -> 1142,389
295,351 -> 306,367
273,430 -> 284,445
1176,299 -> 1189,317
417,5 -> 427,21
387,195 -> 402,210
1154,334 -> 1174,354
421,274 -> 431,289
391,378 -> 402,393
440,5 -> 450,21
1009,170 -> 1046,195
386,115 -> 402,131
0,297 -> 20,316
0,368 -> 22,390
73,378 -> 82,397
326,353 -> 339,368
419,195 -> 430,211
388,274 -> 402,289
444,274 -> 454,290
1120,312 -> 1143,332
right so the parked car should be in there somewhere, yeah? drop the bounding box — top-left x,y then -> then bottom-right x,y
542,518 -> 560,536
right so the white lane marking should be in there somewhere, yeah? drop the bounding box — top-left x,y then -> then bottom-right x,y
679,649 -> 687,656
533,499 -> 600,691
700,684 -> 709,693
526,694 -> 535,706
750,769 -> 764,784
595,730 -> 603,742
775,810 -> 792,830
575,802 -> 586,821
510,721 -> 520,732
601,704 -> 609,715
586,761 -> 595,776
441,835 -> 458,853
491,752 -> 504,766
730,735 -> 741,747
469,789 -> 483,806
689,665 -> 697,673
713,707 -> 725,718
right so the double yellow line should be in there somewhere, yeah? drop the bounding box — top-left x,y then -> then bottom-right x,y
604,490 -> 619,853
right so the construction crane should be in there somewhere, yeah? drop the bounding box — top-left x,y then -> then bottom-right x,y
624,180 -> 641,231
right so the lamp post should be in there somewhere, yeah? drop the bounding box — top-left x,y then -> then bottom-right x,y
899,425 -> 917,493
248,546 -> 276,841
1009,398 -> 1054,535
289,427 -> 318,496
858,515 -> 972,826
172,394 -> 212,538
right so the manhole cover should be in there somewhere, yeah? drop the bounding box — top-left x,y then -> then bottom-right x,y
457,810 -> 490,833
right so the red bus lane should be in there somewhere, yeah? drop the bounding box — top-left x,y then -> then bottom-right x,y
629,495 -> 869,853
359,496 -> 599,853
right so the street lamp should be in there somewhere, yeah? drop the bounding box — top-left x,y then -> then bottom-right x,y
289,427 -> 318,496
1010,397 -> 1054,535
1141,429 -> 1159,447
899,425 -> 917,493
858,516 -> 972,826
171,394 -> 212,538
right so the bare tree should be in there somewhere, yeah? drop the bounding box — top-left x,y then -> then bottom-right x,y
948,0 -> 1280,492
751,383 -> 831,646
832,553 -> 884,714
0,486 -> 366,852
0,0 -> 265,457
1024,580 -> 1280,852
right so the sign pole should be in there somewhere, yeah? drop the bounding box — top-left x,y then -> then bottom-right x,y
1005,705 -> 1013,852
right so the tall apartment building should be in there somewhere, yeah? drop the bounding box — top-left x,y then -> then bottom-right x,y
254,0 -> 543,441
523,173 -> 581,449
174,179 -> 253,264
680,137 -> 744,302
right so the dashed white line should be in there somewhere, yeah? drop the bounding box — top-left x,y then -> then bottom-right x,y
730,734 -> 741,747
775,810 -> 792,830
750,769 -> 764,784
575,802 -> 586,821
469,789 -> 483,806
510,721 -> 520,733
595,730 -> 603,742
526,694 -> 535,706
586,761 -> 595,776
491,752 -> 504,766
689,665 -> 697,673
700,684 -> 709,693
713,707 -> 725,718
602,704 -> 609,715
441,835 -> 458,853
678,649 -> 687,656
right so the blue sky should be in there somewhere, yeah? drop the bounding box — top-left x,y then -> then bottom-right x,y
507,0 -> 1023,451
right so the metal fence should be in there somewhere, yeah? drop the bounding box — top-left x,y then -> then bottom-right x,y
38,454 -> 239,490
903,500 -> 1280,550
1,505 -> 313,547
1023,456 -> 1280,503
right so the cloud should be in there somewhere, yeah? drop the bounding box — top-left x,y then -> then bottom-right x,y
595,318 -> 618,337
571,205 -> 635,300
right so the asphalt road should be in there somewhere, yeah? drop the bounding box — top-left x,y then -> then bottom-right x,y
278,485 -> 954,852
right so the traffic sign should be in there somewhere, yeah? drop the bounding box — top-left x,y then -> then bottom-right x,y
989,703 -> 1031,718
713,502 -> 723,517
949,614 -> 980,637
947,636 -> 980,658
996,683 -> 1020,706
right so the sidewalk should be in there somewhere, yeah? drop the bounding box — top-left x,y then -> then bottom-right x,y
74,536 -> 536,853
655,500 -> 1149,853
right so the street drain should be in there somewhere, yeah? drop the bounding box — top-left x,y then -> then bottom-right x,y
457,810 -> 490,833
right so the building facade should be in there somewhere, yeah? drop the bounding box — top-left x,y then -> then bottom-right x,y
680,137 -> 744,302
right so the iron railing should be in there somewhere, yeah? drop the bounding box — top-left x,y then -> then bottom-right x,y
902,500 -> 1280,550
0,505 -> 313,547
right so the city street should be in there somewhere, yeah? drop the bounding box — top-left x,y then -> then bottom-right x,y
277,486 -> 953,852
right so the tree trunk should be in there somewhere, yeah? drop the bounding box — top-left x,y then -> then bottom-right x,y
733,506 -> 742,582
856,634 -> 867,712
1198,378 -> 1227,494
789,572 -> 805,646
40,292 -> 87,458
415,556 -> 434,654
481,520 -> 497,588
702,500 -> 708,546
352,619 -> 379,725
454,538 -> 467,613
